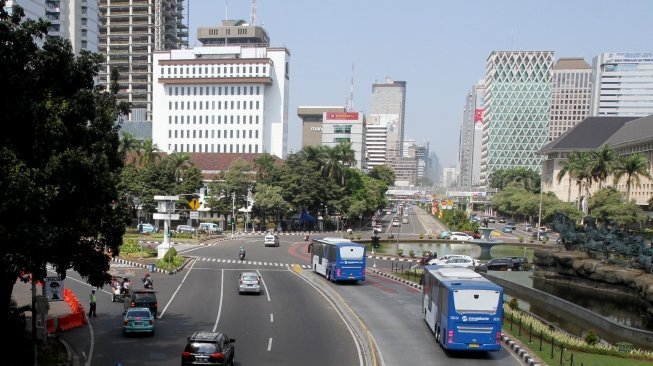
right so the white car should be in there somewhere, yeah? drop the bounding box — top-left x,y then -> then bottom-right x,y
264,234 -> 280,247
449,232 -> 474,241
443,257 -> 477,268
429,254 -> 479,267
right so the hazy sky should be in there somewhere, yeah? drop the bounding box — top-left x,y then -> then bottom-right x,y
188,0 -> 653,167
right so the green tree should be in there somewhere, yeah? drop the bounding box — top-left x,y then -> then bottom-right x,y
252,184 -> 292,230
368,165 -> 396,186
0,6 -> 130,322
253,152 -> 279,185
590,145 -> 616,190
137,138 -> 160,167
612,153 -> 652,202
119,131 -> 140,165
588,187 -> 646,228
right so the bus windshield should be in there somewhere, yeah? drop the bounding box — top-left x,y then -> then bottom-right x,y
452,289 -> 501,313
339,246 -> 365,260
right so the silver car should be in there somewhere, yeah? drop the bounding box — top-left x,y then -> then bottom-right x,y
238,272 -> 261,295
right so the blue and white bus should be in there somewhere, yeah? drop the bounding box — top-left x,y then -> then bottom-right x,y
422,265 -> 503,352
309,237 -> 366,282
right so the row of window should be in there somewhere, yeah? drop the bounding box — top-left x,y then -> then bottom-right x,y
168,129 -> 260,140
167,86 -> 262,96
168,114 -> 260,125
171,144 -> 260,154
168,100 -> 261,111
161,65 -> 267,78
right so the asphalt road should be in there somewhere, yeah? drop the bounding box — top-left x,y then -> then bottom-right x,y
57,221 -> 524,366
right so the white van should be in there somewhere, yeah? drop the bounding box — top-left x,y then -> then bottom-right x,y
199,222 -> 221,234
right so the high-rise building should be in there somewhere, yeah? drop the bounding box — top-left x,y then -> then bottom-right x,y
458,80 -> 484,190
6,0 -> 100,53
364,115 -> 389,169
297,106 -> 346,148
590,52 -> 653,117
481,51 -> 553,187
99,0 -> 189,121
369,78 -> 406,161
321,112 -> 366,170
549,58 -> 592,141
151,20 -> 289,158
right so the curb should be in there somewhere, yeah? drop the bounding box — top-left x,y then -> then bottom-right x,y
501,334 -> 542,366
368,268 -> 422,290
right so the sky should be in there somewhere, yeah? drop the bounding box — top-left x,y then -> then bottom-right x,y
188,0 -> 653,168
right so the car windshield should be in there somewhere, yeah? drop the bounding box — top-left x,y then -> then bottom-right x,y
242,274 -> 258,281
134,292 -> 156,301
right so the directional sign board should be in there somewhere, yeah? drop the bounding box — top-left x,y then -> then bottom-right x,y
190,211 -> 199,219
189,199 -> 200,211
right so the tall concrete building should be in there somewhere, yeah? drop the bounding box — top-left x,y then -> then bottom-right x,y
369,77 -> 407,161
297,106 -> 346,148
364,114 -> 389,169
151,20 -> 290,158
99,0 -> 188,122
549,58 -> 592,141
590,52 -> 653,117
458,80 -> 484,190
321,111 -> 367,170
481,51 -> 553,187
6,0 -> 100,53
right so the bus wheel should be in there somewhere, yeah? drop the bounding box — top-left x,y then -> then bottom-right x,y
435,326 -> 440,342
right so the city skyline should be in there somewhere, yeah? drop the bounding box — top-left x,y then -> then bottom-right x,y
189,0 -> 653,168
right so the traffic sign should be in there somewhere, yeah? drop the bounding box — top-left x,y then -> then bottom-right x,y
189,199 -> 200,210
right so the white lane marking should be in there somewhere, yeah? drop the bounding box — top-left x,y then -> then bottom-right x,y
270,313 -> 274,323
267,337 -> 273,351
257,269 -> 271,302
211,269 -> 225,332
159,257 -> 199,319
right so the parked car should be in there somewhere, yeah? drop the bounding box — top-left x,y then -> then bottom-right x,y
532,231 -> 549,241
123,307 -> 155,336
264,234 -> 280,247
181,331 -> 236,366
176,225 -> 196,234
449,232 -> 474,241
124,289 -> 158,316
138,223 -> 158,234
506,256 -> 528,268
476,257 -> 522,272
238,272 -> 262,294
444,256 -> 477,268
438,231 -> 452,239
502,226 -> 513,233
498,218 -> 506,223
506,222 -> 517,230
488,217 -> 497,223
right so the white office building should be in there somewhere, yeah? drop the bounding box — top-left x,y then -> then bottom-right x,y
550,58 -> 592,141
590,52 -> 653,117
152,42 -> 289,158
321,112 -> 366,170
458,80 -> 484,189
365,115 -> 389,169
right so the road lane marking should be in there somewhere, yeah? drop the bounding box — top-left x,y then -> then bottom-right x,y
267,337 -> 273,351
211,269 -> 225,332
270,313 -> 274,322
257,269 -> 271,302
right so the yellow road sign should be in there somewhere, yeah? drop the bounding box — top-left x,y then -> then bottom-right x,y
189,199 -> 200,210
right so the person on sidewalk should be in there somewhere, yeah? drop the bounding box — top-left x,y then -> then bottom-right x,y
88,289 -> 97,317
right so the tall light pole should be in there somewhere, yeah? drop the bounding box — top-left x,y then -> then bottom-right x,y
231,191 -> 235,237
537,169 -> 544,241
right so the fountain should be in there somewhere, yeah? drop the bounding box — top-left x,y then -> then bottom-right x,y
473,227 -> 504,258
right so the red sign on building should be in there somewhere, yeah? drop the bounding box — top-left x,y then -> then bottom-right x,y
326,112 -> 359,120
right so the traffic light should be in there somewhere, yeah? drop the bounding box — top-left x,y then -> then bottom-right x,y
371,236 -> 380,249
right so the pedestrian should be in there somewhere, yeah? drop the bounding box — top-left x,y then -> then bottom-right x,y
89,289 -> 97,317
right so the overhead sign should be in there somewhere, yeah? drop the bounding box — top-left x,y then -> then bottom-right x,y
189,199 -> 200,210
45,276 -> 63,301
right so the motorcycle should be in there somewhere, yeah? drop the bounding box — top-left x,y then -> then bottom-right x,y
143,276 -> 154,290
111,276 -> 132,302
239,250 -> 246,260
304,235 -> 309,241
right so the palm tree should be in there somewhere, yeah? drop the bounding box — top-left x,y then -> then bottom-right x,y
167,152 -> 192,182
557,156 -> 576,203
335,142 -> 357,167
488,169 -> 508,190
253,153 -> 277,183
571,151 -> 593,212
138,138 -> 161,167
590,145 -> 616,190
321,146 -> 347,185
612,153 -> 652,201
118,132 -> 140,165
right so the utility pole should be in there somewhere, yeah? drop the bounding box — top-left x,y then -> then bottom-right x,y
231,192 -> 235,237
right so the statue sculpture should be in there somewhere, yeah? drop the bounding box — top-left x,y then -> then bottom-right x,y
551,211 -> 652,272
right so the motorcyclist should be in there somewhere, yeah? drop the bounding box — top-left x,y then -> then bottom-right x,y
121,277 -> 131,295
304,234 -> 309,241
142,273 -> 153,289
239,245 -> 246,259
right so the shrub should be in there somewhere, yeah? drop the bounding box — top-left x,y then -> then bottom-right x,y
585,329 -> 600,345
419,233 -> 424,239
397,248 -> 404,256
518,236 -> 524,243
409,249 -> 415,258
163,246 -> 177,262
508,297 -> 520,310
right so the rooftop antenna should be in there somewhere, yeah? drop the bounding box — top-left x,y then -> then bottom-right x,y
250,0 -> 257,25
225,0 -> 228,21
346,64 -> 355,112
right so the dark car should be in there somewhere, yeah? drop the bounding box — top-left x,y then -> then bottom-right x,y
506,222 -> 517,230
182,331 -> 236,366
506,256 -> 528,268
532,231 -> 549,241
476,257 -> 521,272
124,289 -> 158,316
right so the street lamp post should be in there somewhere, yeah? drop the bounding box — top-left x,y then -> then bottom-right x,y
231,192 -> 235,237
537,174 -> 544,241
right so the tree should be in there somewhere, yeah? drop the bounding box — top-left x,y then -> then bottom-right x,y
590,145 -> 616,190
0,5 -> 130,325
119,131 -> 139,165
252,152 -> 279,185
612,153 -> 652,202
137,138 -> 160,167
589,187 -> 646,228
368,165 -> 396,187
557,156 -> 576,203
